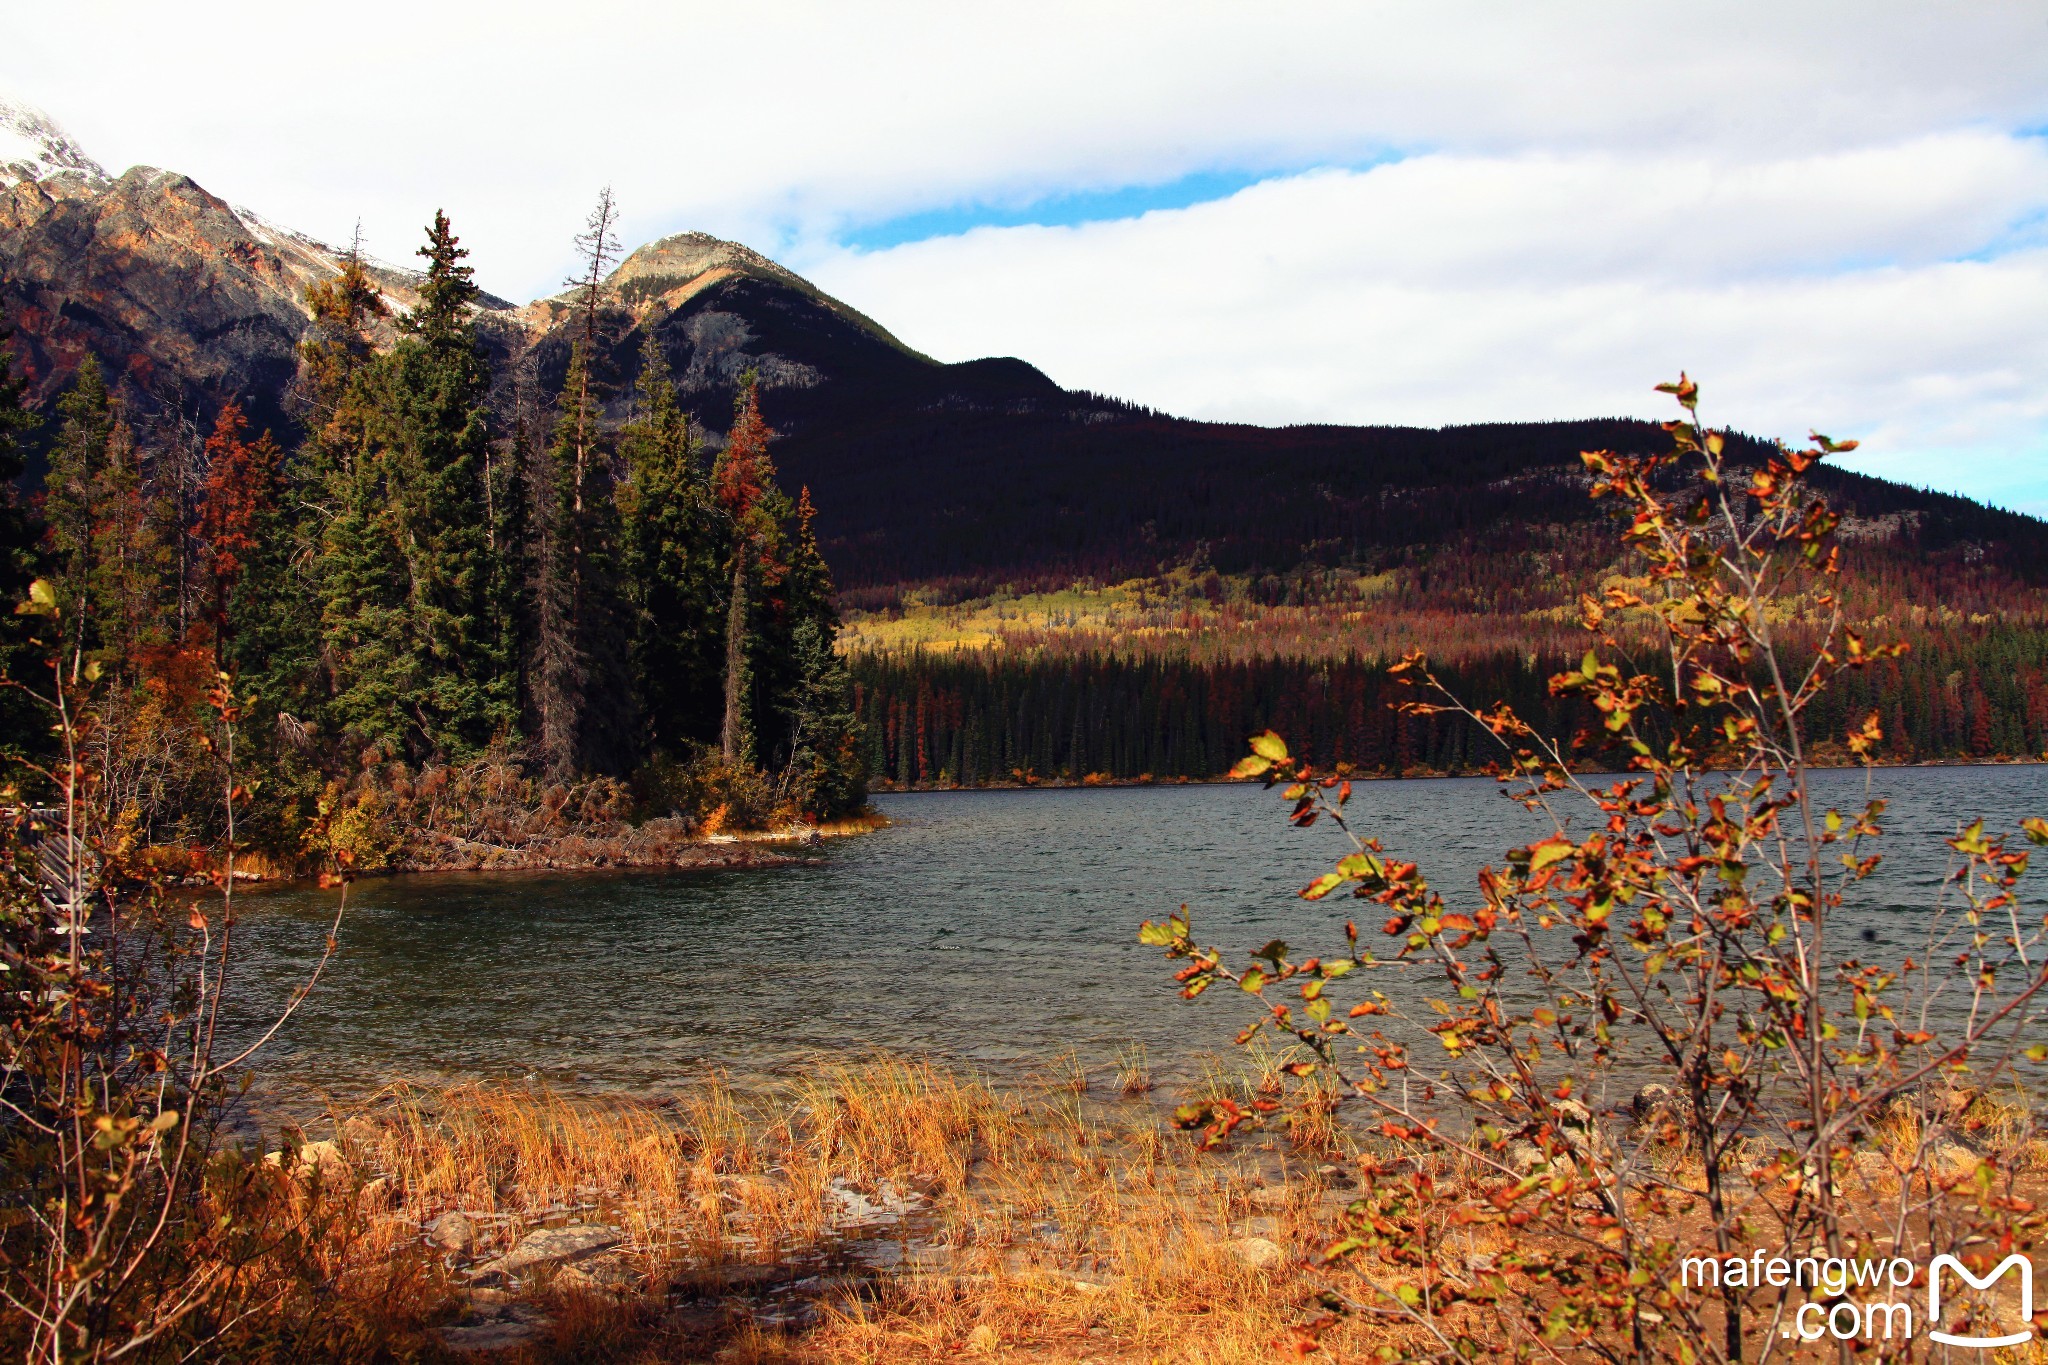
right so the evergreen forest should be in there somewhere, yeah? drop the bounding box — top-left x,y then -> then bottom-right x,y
0,209 -> 866,870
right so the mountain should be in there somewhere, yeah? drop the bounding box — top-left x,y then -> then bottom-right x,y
5,94 -> 2047,606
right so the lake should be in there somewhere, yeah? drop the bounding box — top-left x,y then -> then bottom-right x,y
228,765 -> 2048,1108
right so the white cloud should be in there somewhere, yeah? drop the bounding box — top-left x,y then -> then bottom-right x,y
796,142 -> 2048,508
4,2 -> 2044,297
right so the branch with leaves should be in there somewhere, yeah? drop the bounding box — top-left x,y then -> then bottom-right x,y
1144,378 -> 2048,1363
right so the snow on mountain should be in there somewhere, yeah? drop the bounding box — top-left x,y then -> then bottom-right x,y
0,95 -> 107,187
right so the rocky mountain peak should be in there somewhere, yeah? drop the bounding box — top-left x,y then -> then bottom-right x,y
607,231 -> 803,295
0,95 -> 107,188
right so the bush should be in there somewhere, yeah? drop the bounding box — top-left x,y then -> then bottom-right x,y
1147,377 -> 2048,1361
636,744 -> 782,831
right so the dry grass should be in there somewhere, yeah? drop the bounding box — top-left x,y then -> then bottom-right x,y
1115,1045 -> 1154,1098
161,1064 -> 2048,1361
249,1057 -> 1379,1362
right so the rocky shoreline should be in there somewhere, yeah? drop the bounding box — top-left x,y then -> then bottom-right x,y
223,813 -> 888,884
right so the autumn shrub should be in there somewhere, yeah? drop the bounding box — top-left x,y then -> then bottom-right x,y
0,596 -> 353,1362
639,743 -> 784,831
1146,376 -> 2048,1361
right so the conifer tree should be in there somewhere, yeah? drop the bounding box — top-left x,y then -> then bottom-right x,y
289,241 -> 389,733
195,403 -> 289,666
327,211 -> 508,759
315,356 -> 410,757
530,342 -> 594,775
44,358 -> 114,637
405,209 -> 516,747
619,333 -> 721,752
0,304 -> 44,752
483,391 -> 530,746
0,303 -> 38,571
778,487 -> 865,814
713,375 -> 777,766
529,190 -> 632,775
299,234 -> 387,442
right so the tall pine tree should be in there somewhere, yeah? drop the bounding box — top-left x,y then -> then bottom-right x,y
778,487 -> 866,815
43,357 -> 115,655
712,375 -> 778,766
529,191 -> 633,775
0,304 -> 44,753
325,212 -> 507,759
619,333 -> 721,754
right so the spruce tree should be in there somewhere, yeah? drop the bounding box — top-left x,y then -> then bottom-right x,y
619,333 -> 721,753
372,210 -> 499,757
0,303 -> 39,570
528,191 -> 632,776
329,211 -> 507,759
44,358 -> 114,647
194,400 -> 320,847
779,488 -> 866,815
299,235 -> 387,441
530,342 -> 594,776
316,355 -> 411,758
0,304 -> 44,753
286,245 -> 389,736
713,375 -> 777,766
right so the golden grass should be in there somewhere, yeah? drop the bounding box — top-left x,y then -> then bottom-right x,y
166,1063 -> 2047,1362
256,1057 -> 1378,1362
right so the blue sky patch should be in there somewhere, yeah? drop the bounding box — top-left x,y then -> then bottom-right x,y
838,167 -> 1282,251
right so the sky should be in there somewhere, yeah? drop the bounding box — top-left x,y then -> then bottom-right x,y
5,2 -> 2047,509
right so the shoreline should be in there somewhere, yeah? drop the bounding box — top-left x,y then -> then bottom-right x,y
869,754 -> 2048,795
218,810 -> 891,887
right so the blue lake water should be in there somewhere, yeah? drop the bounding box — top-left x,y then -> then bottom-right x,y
228,765 -> 2048,1105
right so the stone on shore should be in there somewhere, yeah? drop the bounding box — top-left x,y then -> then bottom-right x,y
469,1224 -> 625,1283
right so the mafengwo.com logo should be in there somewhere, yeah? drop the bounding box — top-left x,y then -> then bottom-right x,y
1928,1255 -> 2034,1349
1679,1252 -> 2039,1347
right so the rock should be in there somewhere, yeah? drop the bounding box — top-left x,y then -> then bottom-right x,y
552,1262 -> 630,1295
1224,1236 -> 1287,1271
850,1238 -> 905,1270
428,1211 -> 478,1254
711,1262 -> 790,1291
720,1173 -> 788,1206
1631,1084 -> 1692,1135
264,1139 -> 348,1182
1930,1141 -> 1982,1179
469,1224 -> 624,1281
825,1177 -> 919,1228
